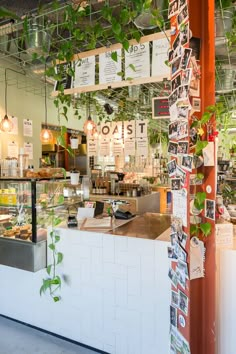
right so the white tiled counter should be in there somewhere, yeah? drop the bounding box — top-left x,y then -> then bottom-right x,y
0,226 -> 171,354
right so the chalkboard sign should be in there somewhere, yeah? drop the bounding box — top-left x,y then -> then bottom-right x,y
152,96 -> 170,119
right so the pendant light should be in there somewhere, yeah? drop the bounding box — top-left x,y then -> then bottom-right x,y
83,93 -> 96,135
0,69 -> 13,132
40,65 -> 53,144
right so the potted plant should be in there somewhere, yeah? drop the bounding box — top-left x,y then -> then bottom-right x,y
70,132 -> 79,149
215,0 -> 234,37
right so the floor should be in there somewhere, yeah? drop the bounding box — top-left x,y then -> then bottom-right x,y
0,316 -> 99,354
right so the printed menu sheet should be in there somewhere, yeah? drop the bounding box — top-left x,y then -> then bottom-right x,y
99,49 -> 122,84
125,42 -> 150,79
74,56 -> 95,87
23,119 -> 33,137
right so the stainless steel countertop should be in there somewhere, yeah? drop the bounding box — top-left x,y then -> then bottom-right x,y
107,213 -> 171,240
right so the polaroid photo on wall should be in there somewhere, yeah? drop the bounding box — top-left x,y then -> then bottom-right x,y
171,56 -> 182,77
171,232 -> 179,246
178,290 -> 189,316
168,0 -> 179,19
176,268 -> 186,289
205,199 -> 215,220
178,231 -> 188,248
176,165 -> 187,186
168,49 -> 174,64
180,48 -> 192,70
189,127 -> 198,149
171,216 -> 183,233
177,106 -> 189,120
167,159 -> 177,177
176,120 -> 188,140
178,84 -> 190,100
190,57 -> 200,97
177,259 -> 189,279
181,154 -> 193,172
168,141 -> 178,156
170,305 -> 177,327
192,97 -> 201,112
169,88 -> 179,109
168,121 -> 178,139
179,0 -> 187,11
177,141 -> 189,155
177,6 -> 189,30
168,246 -> 178,261
190,174 -> 203,185
172,73 -> 182,91
171,290 -> 179,308
168,267 -> 179,288
171,178 -> 181,190
178,245 -> 187,262
182,68 -> 192,86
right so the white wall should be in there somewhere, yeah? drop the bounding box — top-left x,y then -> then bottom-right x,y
0,64 -> 85,168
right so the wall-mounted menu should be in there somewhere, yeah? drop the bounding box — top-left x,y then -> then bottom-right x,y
112,139 -> 123,156
74,56 -> 95,88
23,119 -> 33,137
99,49 -> 122,84
100,138 -> 110,156
87,137 -> 98,157
124,138 -> 135,156
136,137 -> 148,157
152,37 -> 170,77
125,43 -> 150,79
24,142 -> 33,160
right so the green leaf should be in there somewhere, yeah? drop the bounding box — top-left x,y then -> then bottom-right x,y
195,192 -> 207,205
120,8 -> 130,24
58,195 -> 64,204
122,39 -> 130,52
200,112 -> 212,125
190,120 -> 199,129
111,20 -> 121,35
46,265 -> 52,275
53,296 -> 60,302
196,173 -> 204,180
55,235 -> 60,243
200,222 -> 212,237
111,51 -> 118,62
195,140 -> 208,155
129,63 -> 136,72
49,243 -> 55,251
190,225 -> 198,235
0,6 -> 19,19
57,252 -> 63,264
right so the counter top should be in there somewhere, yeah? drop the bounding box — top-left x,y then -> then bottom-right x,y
107,213 -> 170,240
90,192 -> 159,200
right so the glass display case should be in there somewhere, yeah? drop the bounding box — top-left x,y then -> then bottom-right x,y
0,178 -> 69,272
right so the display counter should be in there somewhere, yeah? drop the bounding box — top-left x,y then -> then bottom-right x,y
0,213 -> 171,354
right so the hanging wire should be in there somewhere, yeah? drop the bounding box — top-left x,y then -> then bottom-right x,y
5,69 -> 7,116
44,63 -> 48,127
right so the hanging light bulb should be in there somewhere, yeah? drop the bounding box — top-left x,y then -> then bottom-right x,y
0,114 -> 13,132
40,64 -> 53,143
0,69 -> 13,133
40,128 -> 53,143
83,93 -> 96,134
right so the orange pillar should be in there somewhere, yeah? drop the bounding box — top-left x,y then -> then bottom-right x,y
189,1 -> 216,354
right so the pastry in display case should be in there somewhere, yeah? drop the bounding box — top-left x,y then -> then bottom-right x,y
0,177 -> 74,272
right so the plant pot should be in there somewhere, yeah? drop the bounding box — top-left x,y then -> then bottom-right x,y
70,138 -> 79,149
26,24 -> 51,55
70,170 -> 80,185
216,69 -> 236,91
215,9 -> 234,37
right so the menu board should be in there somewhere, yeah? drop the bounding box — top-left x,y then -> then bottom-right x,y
24,142 -> 33,160
87,137 -> 98,157
23,119 -> 33,137
7,141 -> 18,158
125,43 -> 150,79
152,37 -> 170,77
100,122 -> 111,139
100,138 -> 110,156
74,57 -> 95,87
112,139 -> 123,156
111,121 -> 122,139
152,97 -> 170,119
136,137 -> 148,157
99,49 -> 122,84
124,138 -> 135,156
8,116 -> 18,135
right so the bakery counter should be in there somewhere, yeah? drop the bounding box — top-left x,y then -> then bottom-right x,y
90,191 -> 160,214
